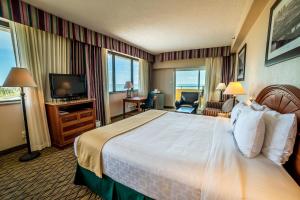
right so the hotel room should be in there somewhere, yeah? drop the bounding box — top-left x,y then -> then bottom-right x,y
0,0 -> 300,199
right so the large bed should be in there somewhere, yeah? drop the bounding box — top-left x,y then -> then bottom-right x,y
74,85 -> 300,200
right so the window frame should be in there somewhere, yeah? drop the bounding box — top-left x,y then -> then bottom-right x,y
108,51 -> 139,93
0,20 -> 21,104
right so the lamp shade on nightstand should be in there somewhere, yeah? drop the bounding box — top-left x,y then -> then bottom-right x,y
223,82 -> 245,95
3,67 -> 37,88
223,82 -> 245,107
216,83 -> 226,91
216,83 -> 226,102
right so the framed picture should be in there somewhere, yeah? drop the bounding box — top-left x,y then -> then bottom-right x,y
265,0 -> 300,66
237,44 -> 247,81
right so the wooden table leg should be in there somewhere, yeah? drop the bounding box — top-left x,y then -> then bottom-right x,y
137,101 -> 141,112
123,100 -> 126,118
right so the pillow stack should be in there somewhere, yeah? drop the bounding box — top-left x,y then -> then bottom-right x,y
231,101 -> 297,164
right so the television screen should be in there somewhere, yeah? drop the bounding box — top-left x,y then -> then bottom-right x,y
49,73 -> 87,99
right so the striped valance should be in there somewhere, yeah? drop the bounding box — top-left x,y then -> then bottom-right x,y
156,46 -> 231,62
0,0 -> 154,62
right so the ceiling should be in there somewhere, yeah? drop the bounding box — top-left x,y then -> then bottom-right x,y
23,0 -> 252,54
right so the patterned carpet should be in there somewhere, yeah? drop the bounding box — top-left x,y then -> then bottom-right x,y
0,146 -> 101,200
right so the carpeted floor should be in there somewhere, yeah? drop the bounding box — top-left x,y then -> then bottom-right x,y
0,109 -> 182,200
0,146 -> 101,200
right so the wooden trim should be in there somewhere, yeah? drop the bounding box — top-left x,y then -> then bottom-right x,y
0,144 -> 27,156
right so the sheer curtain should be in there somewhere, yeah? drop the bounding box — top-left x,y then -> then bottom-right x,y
102,48 -> 111,124
138,59 -> 149,97
11,22 -> 70,150
204,57 -> 223,103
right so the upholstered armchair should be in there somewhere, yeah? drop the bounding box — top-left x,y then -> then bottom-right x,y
175,92 -> 199,113
203,98 -> 235,117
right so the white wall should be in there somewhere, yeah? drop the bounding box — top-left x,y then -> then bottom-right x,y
237,0 -> 300,101
0,102 -> 25,151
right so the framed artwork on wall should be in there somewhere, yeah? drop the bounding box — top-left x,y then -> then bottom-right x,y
237,44 -> 247,81
265,0 -> 300,66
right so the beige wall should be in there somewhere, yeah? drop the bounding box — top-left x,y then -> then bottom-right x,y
153,58 -> 205,69
0,103 -> 25,151
153,58 -> 205,107
236,0 -> 300,102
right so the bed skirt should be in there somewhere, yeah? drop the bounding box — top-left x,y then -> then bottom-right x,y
74,163 -> 153,200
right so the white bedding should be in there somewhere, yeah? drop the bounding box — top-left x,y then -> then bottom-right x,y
75,111 -> 300,200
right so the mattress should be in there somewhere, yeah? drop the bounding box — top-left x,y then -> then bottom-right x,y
75,112 -> 220,199
74,111 -> 300,200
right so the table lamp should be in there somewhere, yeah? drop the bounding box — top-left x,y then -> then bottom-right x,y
124,81 -> 133,98
216,83 -> 226,101
223,81 -> 245,107
3,67 -> 40,162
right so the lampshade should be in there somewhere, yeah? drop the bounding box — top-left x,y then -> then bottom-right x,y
3,67 -> 37,88
124,81 -> 133,89
216,83 -> 226,91
223,82 -> 245,95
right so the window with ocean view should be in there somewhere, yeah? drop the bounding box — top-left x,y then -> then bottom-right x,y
175,69 -> 205,102
0,22 -> 20,102
107,52 -> 139,93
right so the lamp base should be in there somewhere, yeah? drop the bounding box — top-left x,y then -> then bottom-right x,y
19,151 -> 40,162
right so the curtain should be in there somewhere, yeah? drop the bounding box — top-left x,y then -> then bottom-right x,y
101,48 -> 111,124
11,22 -> 70,150
221,54 -> 236,100
138,59 -> 149,97
157,46 -> 231,62
204,57 -> 223,103
221,54 -> 236,85
70,41 -> 106,125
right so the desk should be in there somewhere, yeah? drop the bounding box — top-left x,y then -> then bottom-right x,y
123,97 -> 146,118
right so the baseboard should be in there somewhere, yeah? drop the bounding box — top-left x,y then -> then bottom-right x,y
111,109 -> 138,119
164,106 -> 175,109
0,144 -> 27,156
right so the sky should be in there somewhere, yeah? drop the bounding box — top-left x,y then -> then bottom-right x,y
108,53 -> 139,91
0,29 -> 16,86
176,70 -> 206,88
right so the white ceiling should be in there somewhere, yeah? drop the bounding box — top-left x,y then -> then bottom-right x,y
23,0 -> 252,54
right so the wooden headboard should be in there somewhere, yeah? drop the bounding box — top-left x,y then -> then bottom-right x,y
256,85 -> 300,185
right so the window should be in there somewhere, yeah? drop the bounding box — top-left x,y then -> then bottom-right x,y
0,21 -> 19,102
107,52 -> 139,92
175,69 -> 206,101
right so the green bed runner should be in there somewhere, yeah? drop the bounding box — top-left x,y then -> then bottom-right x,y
74,164 -> 153,200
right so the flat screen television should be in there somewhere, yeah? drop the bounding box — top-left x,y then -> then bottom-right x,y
49,73 -> 87,99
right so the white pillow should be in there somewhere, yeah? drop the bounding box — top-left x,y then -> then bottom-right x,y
234,108 -> 265,158
222,98 -> 234,112
262,110 -> 297,165
230,102 -> 248,127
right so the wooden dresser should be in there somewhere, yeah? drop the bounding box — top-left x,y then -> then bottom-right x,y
45,99 -> 96,148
